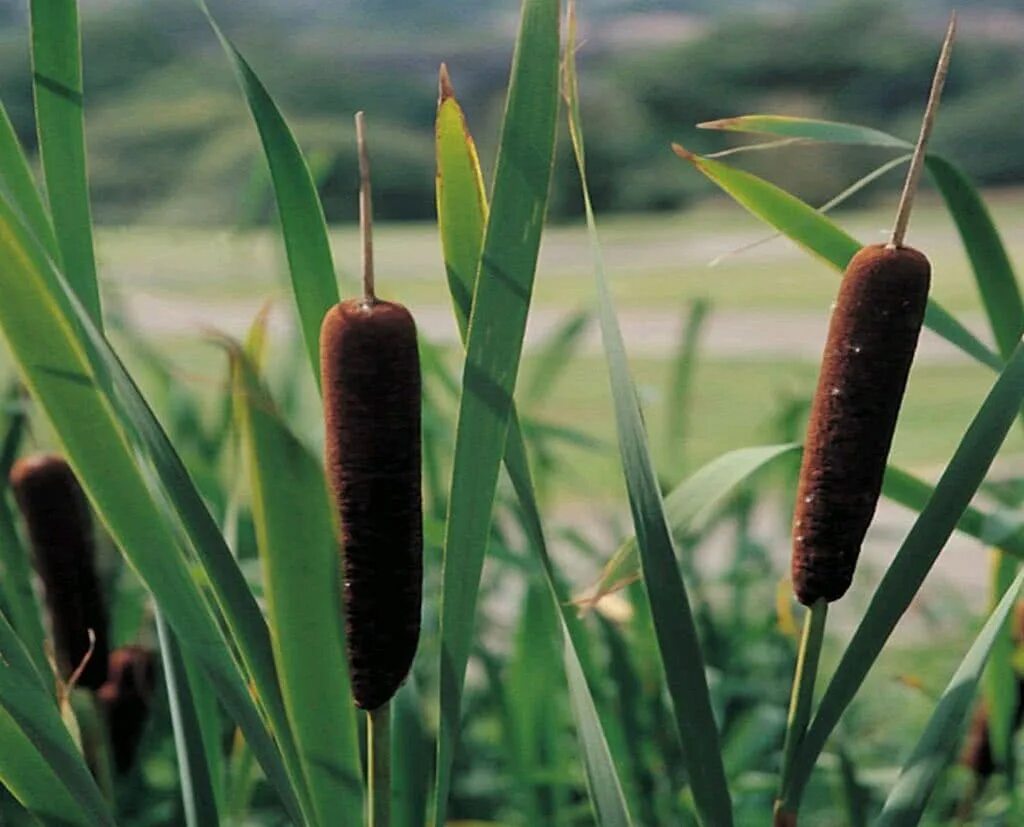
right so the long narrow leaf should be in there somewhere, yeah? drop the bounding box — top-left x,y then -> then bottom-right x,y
156,613 -> 221,827
0,609 -> 113,825
700,115 -> 1023,364
874,565 -> 1024,826
234,349 -> 363,823
0,193 -> 307,823
783,340 -> 1024,813
0,100 -> 56,258
29,0 -> 100,325
433,0 -> 561,821
580,443 -> 800,605
195,0 -> 339,385
672,147 -> 1002,372
435,59 -> 632,827
567,10 -> 732,824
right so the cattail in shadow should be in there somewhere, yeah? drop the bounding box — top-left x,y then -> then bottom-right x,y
321,112 -> 422,711
10,453 -> 109,690
97,646 -> 157,774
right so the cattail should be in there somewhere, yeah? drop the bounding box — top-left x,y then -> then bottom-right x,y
321,112 -> 422,711
791,15 -> 954,607
97,646 -> 157,774
9,453 -> 109,690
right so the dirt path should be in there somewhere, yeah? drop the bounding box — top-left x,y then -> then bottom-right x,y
120,291 -> 986,363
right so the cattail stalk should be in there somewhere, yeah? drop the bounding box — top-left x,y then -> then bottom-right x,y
321,113 -> 422,827
790,13 -> 955,608
10,453 -> 109,690
778,18 -> 956,824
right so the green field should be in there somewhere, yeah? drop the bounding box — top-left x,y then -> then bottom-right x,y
101,193 -> 1024,501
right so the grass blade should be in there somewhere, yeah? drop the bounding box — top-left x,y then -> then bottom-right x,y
700,115 -> 1023,363
393,680 -> 430,827
579,443 -> 800,606
0,192 -> 307,822
699,115 -> 909,148
436,56 -> 632,827
926,156 -> 1024,361
0,100 -> 56,258
881,465 -> 1024,559
29,0 -> 100,326
433,0 -> 561,820
874,565 -> 1024,827
566,8 -> 732,823
233,347 -> 363,823
195,0 -> 339,385
156,613 -> 221,827
672,148 -> 1002,372
0,608 -> 113,826
664,299 -> 709,470
524,309 -> 591,405
783,340 -> 1024,814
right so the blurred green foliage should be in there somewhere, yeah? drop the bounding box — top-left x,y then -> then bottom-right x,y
0,0 -> 1021,224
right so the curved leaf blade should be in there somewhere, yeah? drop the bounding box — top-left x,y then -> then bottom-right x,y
874,565 -> 1024,827
29,0 -> 100,326
195,0 -> 339,386
567,13 -> 732,824
435,57 -> 631,827
784,340 -> 1024,813
0,608 -> 113,826
433,0 -> 561,821
234,351 -> 363,824
672,148 -> 1002,372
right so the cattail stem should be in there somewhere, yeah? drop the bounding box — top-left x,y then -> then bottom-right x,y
355,111 -> 376,305
368,704 -> 391,827
888,12 -> 956,249
776,598 -> 828,823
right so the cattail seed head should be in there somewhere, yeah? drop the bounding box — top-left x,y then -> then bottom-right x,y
97,646 -> 157,774
9,453 -> 109,689
321,298 -> 423,711
792,244 -> 930,605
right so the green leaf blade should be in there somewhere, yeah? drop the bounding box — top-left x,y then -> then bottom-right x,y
29,0 -> 100,326
785,340 -> 1024,813
234,352 -> 363,823
433,0 -> 561,821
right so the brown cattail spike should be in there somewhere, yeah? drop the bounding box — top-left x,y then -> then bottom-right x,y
792,245 -> 930,605
321,113 -> 422,711
321,301 -> 422,710
10,454 -> 109,690
97,646 -> 157,774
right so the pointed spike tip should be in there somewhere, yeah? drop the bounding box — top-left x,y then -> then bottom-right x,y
671,142 -> 696,162
438,63 -> 455,104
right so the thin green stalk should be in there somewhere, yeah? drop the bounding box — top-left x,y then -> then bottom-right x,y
776,598 -> 827,823
369,705 -> 391,827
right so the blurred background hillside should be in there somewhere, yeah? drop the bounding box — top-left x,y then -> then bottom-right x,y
0,0 -> 1021,225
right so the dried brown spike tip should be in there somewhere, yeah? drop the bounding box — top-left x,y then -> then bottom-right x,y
10,454 -> 109,690
97,646 -> 157,774
321,299 -> 423,711
791,245 -> 930,605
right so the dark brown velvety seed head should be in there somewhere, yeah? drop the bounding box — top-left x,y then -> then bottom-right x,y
321,299 -> 423,711
792,244 -> 930,605
98,646 -> 156,773
9,454 -> 109,689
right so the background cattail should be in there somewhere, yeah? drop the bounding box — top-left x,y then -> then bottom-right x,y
791,244 -> 930,605
97,646 -> 157,774
10,453 -> 109,690
321,298 -> 423,711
